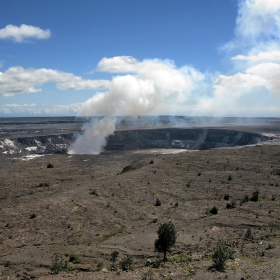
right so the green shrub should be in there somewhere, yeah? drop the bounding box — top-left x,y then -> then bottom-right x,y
209,206 -> 218,215
90,190 -> 98,196
170,252 -> 192,264
240,194 -> 249,205
96,262 -> 103,271
226,200 -> 236,209
50,253 -> 69,274
155,198 -> 161,206
266,244 -> 275,250
66,253 -> 80,264
212,244 -> 233,271
120,255 -> 133,271
47,163 -> 54,168
224,194 -> 230,200
142,269 -> 155,280
29,213 -> 36,219
244,228 -> 253,241
250,190 -> 260,202
36,182 -> 50,188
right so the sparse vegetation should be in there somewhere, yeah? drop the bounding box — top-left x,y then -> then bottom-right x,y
142,269 -> 155,280
96,262 -> 103,271
226,200 -> 236,209
102,225 -> 126,241
241,194 -> 250,205
170,252 -> 192,264
1,128 -> 280,279
66,253 -> 80,264
90,190 -> 98,196
120,255 -> 133,271
50,253 -> 69,274
212,243 -> 234,271
35,182 -> 49,188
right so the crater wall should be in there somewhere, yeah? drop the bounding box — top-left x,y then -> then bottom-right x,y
0,128 -> 269,155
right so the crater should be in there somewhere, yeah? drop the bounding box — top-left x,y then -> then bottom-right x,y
0,116 -> 279,155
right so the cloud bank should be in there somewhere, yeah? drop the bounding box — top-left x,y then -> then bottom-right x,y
0,103 -> 81,116
0,67 -> 110,96
0,24 -> 51,42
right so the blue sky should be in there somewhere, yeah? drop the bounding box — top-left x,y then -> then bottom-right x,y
1,0 -> 280,117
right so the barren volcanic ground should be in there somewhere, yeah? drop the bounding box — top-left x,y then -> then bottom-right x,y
0,117 -> 280,280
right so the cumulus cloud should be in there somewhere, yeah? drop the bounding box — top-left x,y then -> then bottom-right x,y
236,0 -> 280,43
213,0 -> 280,111
231,51 -> 280,62
0,24 -> 51,42
0,66 -> 110,96
80,56 -> 205,117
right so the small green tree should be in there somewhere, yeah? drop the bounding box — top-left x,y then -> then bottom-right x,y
155,222 -> 177,261
111,251 -> 119,267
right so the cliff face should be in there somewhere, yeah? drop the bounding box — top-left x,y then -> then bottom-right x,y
105,128 -> 269,150
0,134 -> 74,155
0,128 -> 269,155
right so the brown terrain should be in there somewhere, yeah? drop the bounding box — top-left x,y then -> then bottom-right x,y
0,116 -> 280,280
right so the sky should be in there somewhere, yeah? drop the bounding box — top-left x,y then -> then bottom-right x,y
0,0 -> 280,118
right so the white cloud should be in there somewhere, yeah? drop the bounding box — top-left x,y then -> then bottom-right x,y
0,66 -> 110,96
98,56 -> 139,73
236,0 -> 280,41
57,78 -> 110,91
81,56 -> 204,117
0,24 -> 51,42
231,50 -> 280,62
215,73 -> 266,91
0,103 -> 82,116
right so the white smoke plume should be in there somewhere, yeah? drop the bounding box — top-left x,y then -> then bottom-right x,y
68,117 -> 116,154
68,57 -> 205,154
69,0 -> 280,154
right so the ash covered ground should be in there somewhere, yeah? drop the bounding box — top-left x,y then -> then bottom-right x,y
1,117 -> 280,280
